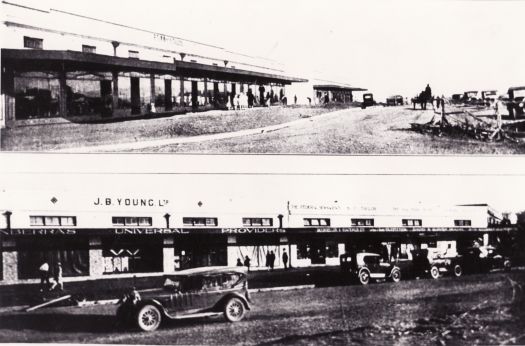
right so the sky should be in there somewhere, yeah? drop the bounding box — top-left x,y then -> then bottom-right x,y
1,156 -> 524,214
7,0 -> 525,101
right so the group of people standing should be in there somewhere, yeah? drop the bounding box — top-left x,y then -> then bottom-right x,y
236,249 -> 290,272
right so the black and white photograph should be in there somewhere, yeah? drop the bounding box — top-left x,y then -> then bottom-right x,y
0,156 -> 525,345
0,0 -> 524,153
1,0 -> 525,345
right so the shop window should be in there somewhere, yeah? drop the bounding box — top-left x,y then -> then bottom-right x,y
17,237 -> 89,279
183,217 -> 218,227
351,218 -> 374,226
128,50 -> 140,59
402,219 -> 422,227
296,243 -> 310,259
102,237 -> 162,274
30,216 -> 77,226
303,218 -> 331,227
454,219 -> 472,227
242,218 -> 273,227
112,216 -> 152,226
14,71 -> 61,119
82,45 -> 96,54
23,36 -> 43,49
326,241 -> 339,258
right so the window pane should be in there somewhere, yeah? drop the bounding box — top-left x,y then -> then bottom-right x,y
242,218 -> 250,226
206,218 -> 217,226
24,36 -> 43,49
61,217 -> 76,226
303,219 -> 311,226
125,217 -> 137,226
44,216 -> 60,226
138,217 -> 152,226
262,218 -> 272,226
112,217 -> 125,226
30,216 -> 44,226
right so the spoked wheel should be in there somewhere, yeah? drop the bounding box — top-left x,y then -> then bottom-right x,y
504,260 -> 512,272
390,268 -> 401,283
224,298 -> 246,322
358,270 -> 370,285
453,264 -> 463,277
136,305 -> 162,332
430,266 -> 440,279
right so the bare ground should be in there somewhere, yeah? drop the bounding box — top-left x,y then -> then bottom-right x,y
0,271 -> 524,345
141,106 -> 525,154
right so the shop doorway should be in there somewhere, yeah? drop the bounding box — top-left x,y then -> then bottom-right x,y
175,237 -> 227,270
130,77 -> 141,114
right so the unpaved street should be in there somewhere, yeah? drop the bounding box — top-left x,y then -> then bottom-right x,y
1,270 -> 524,345
142,106 -> 525,154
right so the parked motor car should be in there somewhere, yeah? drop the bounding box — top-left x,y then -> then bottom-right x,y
340,252 -> 401,285
459,246 -> 512,274
427,256 -> 464,279
386,95 -> 404,106
507,86 -> 525,118
116,266 -> 252,331
362,93 -> 375,109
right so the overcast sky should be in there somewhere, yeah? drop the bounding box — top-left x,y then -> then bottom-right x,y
2,155 -> 524,214
9,0 -> 525,100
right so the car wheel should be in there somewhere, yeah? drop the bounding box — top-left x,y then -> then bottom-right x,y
430,266 -> 440,279
358,270 -> 370,285
390,268 -> 401,283
453,264 -> 463,277
224,298 -> 246,322
136,304 -> 162,332
504,260 -> 512,271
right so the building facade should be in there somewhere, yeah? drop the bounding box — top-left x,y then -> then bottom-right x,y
0,190 -> 515,285
1,1 -> 306,128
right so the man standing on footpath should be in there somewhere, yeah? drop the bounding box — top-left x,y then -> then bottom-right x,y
39,261 -> 50,292
282,249 -> 289,270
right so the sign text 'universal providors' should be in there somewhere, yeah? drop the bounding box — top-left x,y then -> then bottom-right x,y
94,197 -> 169,207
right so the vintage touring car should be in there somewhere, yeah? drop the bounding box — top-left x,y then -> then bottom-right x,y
340,252 -> 402,285
116,266 -> 252,331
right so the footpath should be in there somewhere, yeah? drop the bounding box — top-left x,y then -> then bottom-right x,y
56,107 -> 359,153
0,266 -> 345,310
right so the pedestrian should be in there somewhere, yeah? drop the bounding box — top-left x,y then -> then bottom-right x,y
50,262 -> 64,291
282,249 -> 289,270
270,251 -> 275,271
265,251 -> 271,271
244,255 -> 251,272
236,258 -> 243,267
294,95 -> 297,105
39,261 -> 50,292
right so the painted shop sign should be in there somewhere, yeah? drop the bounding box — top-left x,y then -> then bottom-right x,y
114,228 -> 189,235
1,229 -> 77,236
94,197 -> 169,207
221,228 -> 285,234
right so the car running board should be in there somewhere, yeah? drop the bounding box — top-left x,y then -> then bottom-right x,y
165,311 -> 223,320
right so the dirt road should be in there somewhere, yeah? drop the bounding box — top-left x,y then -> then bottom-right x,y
142,106 -> 525,154
1,270 -> 524,345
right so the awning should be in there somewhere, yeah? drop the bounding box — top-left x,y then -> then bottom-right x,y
1,49 -> 307,85
313,84 -> 367,92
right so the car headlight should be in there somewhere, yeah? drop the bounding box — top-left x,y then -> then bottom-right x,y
519,102 -> 524,108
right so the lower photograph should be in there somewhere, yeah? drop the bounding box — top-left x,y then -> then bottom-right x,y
0,171 -> 524,345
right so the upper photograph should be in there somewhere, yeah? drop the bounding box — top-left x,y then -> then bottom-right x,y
1,0 -> 524,154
